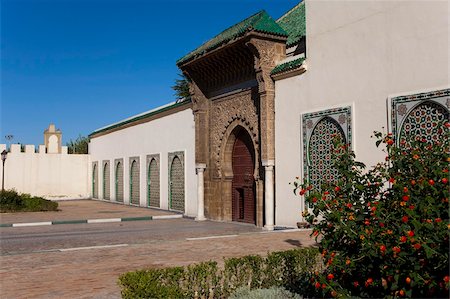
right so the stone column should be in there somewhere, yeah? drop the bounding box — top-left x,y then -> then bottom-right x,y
262,160 -> 275,230
196,163 -> 207,221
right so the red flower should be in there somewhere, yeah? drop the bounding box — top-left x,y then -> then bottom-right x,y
327,273 -> 335,280
324,191 -> 330,195
364,219 -> 370,226
411,179 -> 416,185
365,278 -> 373,287
408,230 -> 415,237
403,187 -> 408,193
387,139 -> 394,145
315,282 -> 321,289
400,236 -> 407,243
346,203 -> 352,209
402,195 -> 410,202
299,189 -> 306,196
322,283 -> 326,289
353,281 -> 359,287
380,245 -> 386,252
399,289 -> 405,297
414,243 -> 422,250
402,216 -> 409,223
379,222 -> 385,228
389,177 -> 395,184
406,277 -> 411,284
393,246 -> 401,254
409,205 -> 415,210
312,197 -> 318,203
442,178 -> 448,184
334,186 -> 340,192
429,179 -> 435,186
435,218 -> 442,223
444,276 -> 449,283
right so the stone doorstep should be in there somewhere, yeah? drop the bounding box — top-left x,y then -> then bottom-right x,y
0,214 -> 183,228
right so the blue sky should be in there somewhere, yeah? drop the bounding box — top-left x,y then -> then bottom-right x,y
1,0 -> 299,146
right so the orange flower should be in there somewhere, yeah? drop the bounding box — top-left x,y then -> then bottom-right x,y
413,154 -> 419,160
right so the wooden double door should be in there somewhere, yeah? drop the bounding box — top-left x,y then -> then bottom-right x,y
231,129 -> 256,224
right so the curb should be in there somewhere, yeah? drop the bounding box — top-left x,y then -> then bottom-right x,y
0,214 -> 183,228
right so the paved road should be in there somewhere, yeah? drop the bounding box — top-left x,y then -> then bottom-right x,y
0,218 -> 315,299
1,219 -> 262,255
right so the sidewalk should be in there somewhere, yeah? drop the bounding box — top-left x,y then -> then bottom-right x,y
0,199 -> 180,226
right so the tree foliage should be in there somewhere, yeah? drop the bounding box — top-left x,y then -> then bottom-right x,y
172,72 -> 191,101
66,135 -> 89,154
292,122 -> 449,298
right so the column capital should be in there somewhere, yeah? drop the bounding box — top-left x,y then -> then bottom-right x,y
261,160 -> 275,167
195,163 -> 207,170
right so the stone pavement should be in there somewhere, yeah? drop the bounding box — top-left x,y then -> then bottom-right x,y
0,229 -> 316,299
0,199 -> 176,224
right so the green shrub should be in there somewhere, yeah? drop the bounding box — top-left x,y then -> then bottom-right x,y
119,248 -> 319,298
292,123 -> 449,298
0,189 -> 24,211
229,286 -> 302,299
0,189 -> 58,212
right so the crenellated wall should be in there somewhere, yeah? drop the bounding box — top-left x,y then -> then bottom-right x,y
0,143 -> 90,199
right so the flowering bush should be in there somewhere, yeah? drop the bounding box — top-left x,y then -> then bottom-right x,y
293,123 -> 449,298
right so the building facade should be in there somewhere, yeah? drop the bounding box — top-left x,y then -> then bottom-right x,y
89,0 -> 449,228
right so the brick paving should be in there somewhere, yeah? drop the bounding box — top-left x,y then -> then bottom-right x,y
0,199 -> 176,224
0,230 -> 316,299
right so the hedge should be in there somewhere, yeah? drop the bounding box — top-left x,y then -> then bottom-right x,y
119,247 -> 320,298
0,189 -> 58,212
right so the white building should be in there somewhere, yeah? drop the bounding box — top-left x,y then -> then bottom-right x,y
88,0 -> 448,228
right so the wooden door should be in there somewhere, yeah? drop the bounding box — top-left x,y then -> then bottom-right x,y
231,129 -> 255,224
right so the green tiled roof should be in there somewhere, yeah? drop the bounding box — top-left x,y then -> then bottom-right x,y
271,57 -> 305,75
177,10 -> 287,65
277,1 -> 306,48
89,100 -> 191,138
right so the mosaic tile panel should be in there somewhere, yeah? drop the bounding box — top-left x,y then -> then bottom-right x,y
392,88 -> 449,146
102,161 -> 110,200
92,162 -> 98,198
115,159 -> 124,202
168,151 -> 185,212
129,157 -> 140,205
302,107 -> 351,190
147,154 -> 160,208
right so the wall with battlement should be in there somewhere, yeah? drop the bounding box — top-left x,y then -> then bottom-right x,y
0,143 -> 90,199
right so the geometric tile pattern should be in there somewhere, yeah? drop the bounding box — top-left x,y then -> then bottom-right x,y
147,154 -> 160,208
392,88 -> 449,146
92,162 -> 98,198
302,106 -> 351,190
114,159 -> 124,202
102,161 -> 110,200
168,151 -> 185,212
129,157 -> 140,205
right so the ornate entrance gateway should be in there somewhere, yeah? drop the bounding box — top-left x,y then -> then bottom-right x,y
232,128 -> 256,224
177,10 -> 287,228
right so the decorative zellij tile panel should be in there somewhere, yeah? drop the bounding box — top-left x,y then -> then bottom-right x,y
129,157 -> 140,205
147,154 -> 160,208
115,159 -> 124,202
168,151 -> 185,212
303,107 -> 352,190
103,161 -> 110,200
92,162 -> 98,198
392,88 -> 449,147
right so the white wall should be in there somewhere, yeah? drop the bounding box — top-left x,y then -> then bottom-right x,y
274,0 -> 449,227
89,107 -> 197,217
0,144 -> 90,199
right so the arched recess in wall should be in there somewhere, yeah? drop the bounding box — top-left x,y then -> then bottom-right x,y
92,162 -> 98,198
307,116 -> 346,190
48,135 -> 58,153
169,152 -> 184,212
147,157 -> 160,208
399,100 -> 449,147
227,126 -> 256,224
130,159 -> 140,205
103,162 -> 110,200
115,161 -> 124,202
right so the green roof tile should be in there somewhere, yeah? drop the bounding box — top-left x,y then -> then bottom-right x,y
177,10 -> 287,65
276,1 -> 306,48
270,57 -> 305,76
